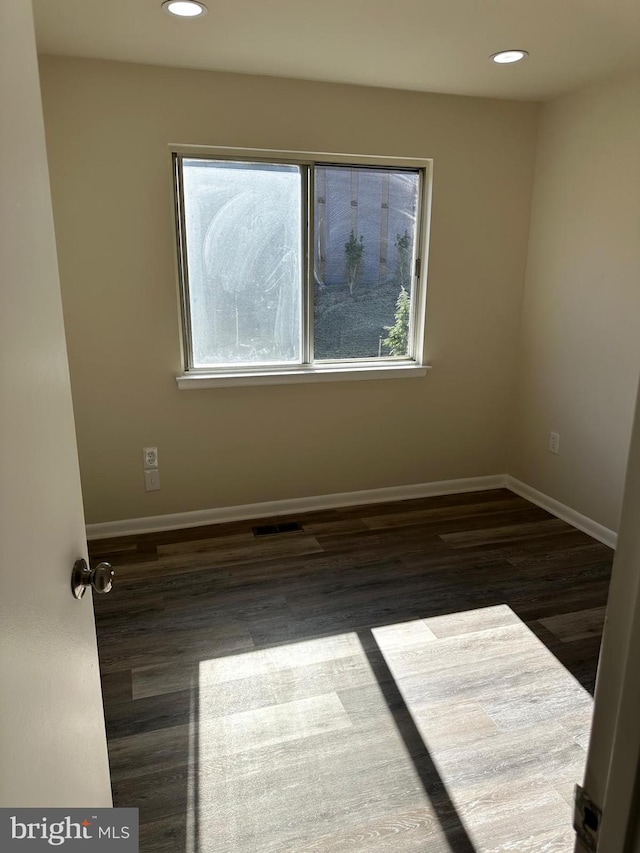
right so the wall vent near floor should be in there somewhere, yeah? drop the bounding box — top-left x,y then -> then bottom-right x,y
252,521 -> 303,536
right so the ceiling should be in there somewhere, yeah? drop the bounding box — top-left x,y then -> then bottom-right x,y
34,0 -> 640,101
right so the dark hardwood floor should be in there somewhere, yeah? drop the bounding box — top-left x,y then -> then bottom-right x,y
90,488 -> 613,852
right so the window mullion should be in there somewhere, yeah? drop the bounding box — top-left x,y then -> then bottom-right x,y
304,164 -> 315,366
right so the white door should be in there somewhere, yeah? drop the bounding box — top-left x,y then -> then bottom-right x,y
578,375 -> 640,852
0,0 -> 111,807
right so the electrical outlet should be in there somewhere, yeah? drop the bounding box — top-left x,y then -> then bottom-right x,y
549,432 -> 560,454
144,469 -> 160,491
143,447 -> 158,468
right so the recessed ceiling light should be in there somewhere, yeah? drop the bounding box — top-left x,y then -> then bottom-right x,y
162,0 -> 207,17
490,50 -> 528,64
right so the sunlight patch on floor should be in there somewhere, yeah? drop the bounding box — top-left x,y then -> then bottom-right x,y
189,605 -> 592,852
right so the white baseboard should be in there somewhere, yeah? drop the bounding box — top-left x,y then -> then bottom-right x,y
505,476 -> 617,549
85,475 -> 506,540
85,473 -> 618,549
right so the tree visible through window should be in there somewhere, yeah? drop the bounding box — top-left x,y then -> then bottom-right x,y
175,154 -> 426,374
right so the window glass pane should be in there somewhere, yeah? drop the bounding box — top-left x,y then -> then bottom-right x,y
182,159 -> 303,367
314,165 -> 420,361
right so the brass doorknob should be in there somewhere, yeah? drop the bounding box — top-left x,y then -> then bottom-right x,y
71,558 -> 114,600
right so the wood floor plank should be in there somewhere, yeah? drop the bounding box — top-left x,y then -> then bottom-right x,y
482,827 -> 575,853
467,800 -> 570,853
369,619 -> 437,649
196,633 -> 365,684
375,622 -> 545,682
194,748 -> 446,853
107,724 -> 194,782
338,684 -> 500,749
284,805 -> 458,853
431,720 -> 587,792
111,764 -> 192,823
360,496 -> 534,530
138,815 -> 192,853
439,518 -> 568,547
199,692 -> 352,756
97,622 -> 255,674
183,653 -> 376,714
424,603 -> 520,639
100,669 -> 132,703
390,645 -> 579,710
115,534 -> 324,581
540,606 -> 607,643
479,673 -> 593,733
105,689 -> 194,739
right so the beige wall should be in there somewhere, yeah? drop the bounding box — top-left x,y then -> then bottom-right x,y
39,56 -> 538,524
512,73 -> 640,532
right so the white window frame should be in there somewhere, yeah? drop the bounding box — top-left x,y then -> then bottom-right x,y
171,146 -> 433,389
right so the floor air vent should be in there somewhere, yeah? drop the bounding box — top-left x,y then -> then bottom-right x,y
252,521 -> 303,536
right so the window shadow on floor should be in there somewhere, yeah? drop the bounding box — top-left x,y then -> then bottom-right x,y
357,628 -> 478,853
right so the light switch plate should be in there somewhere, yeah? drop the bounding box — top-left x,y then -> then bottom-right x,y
144,469 -> 160,491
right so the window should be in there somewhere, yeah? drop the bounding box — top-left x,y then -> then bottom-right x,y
173,150 -> 431,386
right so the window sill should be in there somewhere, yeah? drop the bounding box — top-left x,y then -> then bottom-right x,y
176,363 -> 431,389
